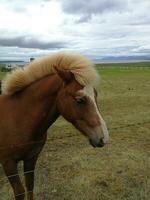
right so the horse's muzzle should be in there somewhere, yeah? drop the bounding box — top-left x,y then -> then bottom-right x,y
89,138 -> 104,148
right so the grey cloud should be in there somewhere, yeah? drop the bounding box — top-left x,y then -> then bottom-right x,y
61,0 -> 128,22
0,46 -> 52,61
128,18 -> 150,26
0,0 -> 50,13
76,14 -> 92,23
0,36 -> 67,50
132,48 -> 150,54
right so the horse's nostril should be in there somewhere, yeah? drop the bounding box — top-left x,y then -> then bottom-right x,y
89,138 -> 105,148
97,138 -> 104,147
89,139 -> 96,147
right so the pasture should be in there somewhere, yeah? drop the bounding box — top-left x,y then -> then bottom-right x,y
0,63 -> 150,200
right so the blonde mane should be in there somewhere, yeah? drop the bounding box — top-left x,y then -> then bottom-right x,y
2,52 -> 99,95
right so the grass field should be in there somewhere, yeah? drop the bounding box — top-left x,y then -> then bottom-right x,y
0,63 -> 150,200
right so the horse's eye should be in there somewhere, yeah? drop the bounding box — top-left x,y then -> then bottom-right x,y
75,97 -> 86,105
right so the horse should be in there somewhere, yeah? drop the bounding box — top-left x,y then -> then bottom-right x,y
0,80 -> 1,94
0,52 -> 109,200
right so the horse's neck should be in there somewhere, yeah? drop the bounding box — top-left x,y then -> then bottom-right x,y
20,74 -> 62,138
26,74 -> 62,100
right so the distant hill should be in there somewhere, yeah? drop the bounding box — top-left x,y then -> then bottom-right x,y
94,55 -> 150,63
0,55 -> 150,65
0,60 -> 27,65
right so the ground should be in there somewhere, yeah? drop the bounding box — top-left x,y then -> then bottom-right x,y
0,63 -> 150,200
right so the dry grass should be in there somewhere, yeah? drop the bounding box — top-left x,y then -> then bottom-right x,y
0,65 -> 150,200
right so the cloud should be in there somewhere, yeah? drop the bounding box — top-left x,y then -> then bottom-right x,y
61,0 -> 128,22
0,0 -> 150,61
0,46 -> 54,61
76,14 -> 92,23
128,16 -> 150,26
131,46 -> 150,55
0,36 -> 67,50
0,0 -> 49,12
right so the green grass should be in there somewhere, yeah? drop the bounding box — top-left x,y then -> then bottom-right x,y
0,72 -> 7,80
0,64 -> 150,200
96,61 -> 150,68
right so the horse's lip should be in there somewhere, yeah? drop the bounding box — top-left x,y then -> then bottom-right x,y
89,139 -> 104,148
89,139 -> 97,148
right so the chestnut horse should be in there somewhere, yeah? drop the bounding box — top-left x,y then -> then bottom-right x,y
0,52 -> 109,200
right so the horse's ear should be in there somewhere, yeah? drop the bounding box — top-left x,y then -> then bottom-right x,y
55,67 -> 74,83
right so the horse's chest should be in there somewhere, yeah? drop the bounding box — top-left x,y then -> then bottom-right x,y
19,137 -> 47,161
0,136 -> 47,163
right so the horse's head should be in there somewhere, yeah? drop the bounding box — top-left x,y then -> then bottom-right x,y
56,69 -> 109,148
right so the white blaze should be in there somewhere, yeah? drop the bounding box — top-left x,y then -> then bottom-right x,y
80,85 -> 109,144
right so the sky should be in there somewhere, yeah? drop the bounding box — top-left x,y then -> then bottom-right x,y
0,0 -> 150,61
